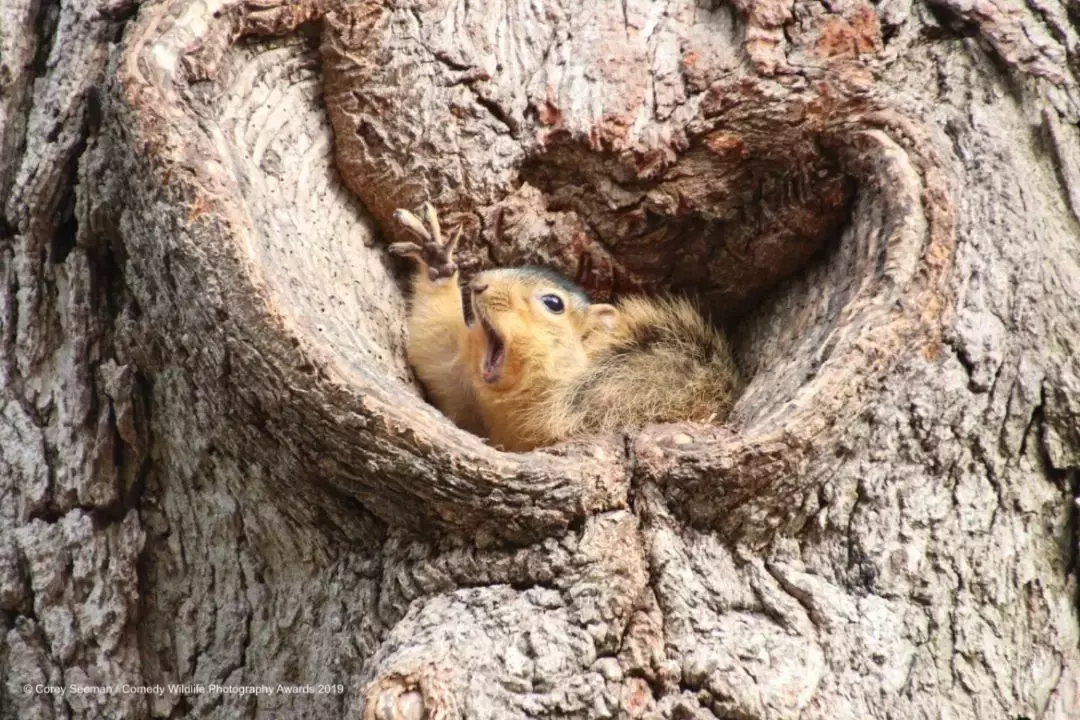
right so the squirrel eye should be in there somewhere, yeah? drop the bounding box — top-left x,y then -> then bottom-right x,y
540,294 -> 565,314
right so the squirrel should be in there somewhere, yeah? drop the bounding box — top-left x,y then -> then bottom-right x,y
389,202 -> 741,452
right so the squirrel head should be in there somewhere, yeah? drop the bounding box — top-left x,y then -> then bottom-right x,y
464,267 -> 618,398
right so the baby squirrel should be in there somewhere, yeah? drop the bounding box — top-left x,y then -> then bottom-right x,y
389,202 -> 740,452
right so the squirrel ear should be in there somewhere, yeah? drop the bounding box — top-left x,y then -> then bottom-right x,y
585,303 -> 619,333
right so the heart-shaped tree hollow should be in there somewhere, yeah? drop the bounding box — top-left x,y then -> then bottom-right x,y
103,0 -> 953,547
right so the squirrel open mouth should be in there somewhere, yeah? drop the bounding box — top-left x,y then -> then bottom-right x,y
480,318 -> 504,383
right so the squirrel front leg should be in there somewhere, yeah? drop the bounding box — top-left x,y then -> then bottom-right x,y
391,204 -> 484,435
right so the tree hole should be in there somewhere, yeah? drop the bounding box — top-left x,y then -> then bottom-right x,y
216,33 -> 931,458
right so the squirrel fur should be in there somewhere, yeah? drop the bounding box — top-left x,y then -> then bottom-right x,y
389,203 -> 740,452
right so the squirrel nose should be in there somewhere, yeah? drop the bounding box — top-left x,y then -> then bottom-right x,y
471,281 -> 488,295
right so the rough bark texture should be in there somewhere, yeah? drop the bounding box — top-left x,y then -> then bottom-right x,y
1,0 -> 1078,719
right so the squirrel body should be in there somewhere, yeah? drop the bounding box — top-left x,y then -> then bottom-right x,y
390,204 -> 740,452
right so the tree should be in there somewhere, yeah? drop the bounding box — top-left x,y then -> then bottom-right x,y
2,0 -> 1078,717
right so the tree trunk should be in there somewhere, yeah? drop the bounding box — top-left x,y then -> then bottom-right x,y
2,0 -> 1078,717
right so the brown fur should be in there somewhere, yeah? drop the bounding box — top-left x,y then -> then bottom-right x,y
392,205 -> 740,452
518,296 -> 741,449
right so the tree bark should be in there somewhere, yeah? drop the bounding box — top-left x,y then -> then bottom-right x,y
2,0 -> 1078,718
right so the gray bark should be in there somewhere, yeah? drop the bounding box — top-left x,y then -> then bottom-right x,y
1,0 -> 1078,718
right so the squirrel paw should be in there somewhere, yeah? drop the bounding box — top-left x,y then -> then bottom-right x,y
390,202 -> 460,282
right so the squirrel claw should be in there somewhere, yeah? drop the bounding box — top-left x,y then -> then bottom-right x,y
389,241 -> 423,258
391,204 -> 459,280
421,202 -> 441,239
393,209 -> 432,242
